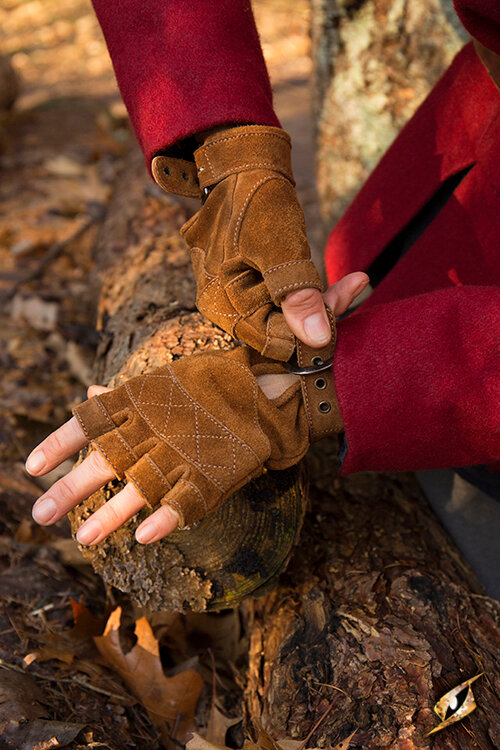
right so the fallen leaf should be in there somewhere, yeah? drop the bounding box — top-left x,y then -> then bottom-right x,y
206,704 -> 242,745
94,607 -> 203,745
24,598 -> 107,666
332,729 -> 358,749
427,673 -> 483,736
187,734 -> 229,750
0,669 -> 46,721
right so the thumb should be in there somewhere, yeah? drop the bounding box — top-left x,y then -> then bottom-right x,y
322,272 -> 370,316
281,287 -> 332,349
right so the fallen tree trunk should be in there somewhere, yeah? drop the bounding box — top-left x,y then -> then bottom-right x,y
69,150 -> 307,613
70,148 -> 500,747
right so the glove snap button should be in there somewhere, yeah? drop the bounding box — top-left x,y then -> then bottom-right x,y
314,377 -> 327,390
318,400 -> 331,413
311,356 -> 324,367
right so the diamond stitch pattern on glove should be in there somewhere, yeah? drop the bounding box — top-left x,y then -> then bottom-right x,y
72,333 -> 343,530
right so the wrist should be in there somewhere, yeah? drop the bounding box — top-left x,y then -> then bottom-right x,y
257,372 -> 300,400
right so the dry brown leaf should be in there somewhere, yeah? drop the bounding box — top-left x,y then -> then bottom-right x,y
1,718 -> 84,750
94,607 -> 203,744
0,670 -> 47,722
332,729 -> 357,750
187,733 -> 229,750
206,704 -> 242,745
24,598 -> 107,666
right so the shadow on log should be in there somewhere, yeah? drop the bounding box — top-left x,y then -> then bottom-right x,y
69,150 -> 307,612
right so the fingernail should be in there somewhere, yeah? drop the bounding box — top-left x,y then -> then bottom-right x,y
26,451 -> 46,475
303,312 -> 331,345
353,279 -> 370,296
135,522 -> 158,544
76,520 -> 101,546
32,498 -> 57,525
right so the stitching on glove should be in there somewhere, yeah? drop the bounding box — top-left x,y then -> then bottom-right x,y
126,469 -> 154,506
203,161 -> 293,184
92,439 -> 124,480
73,410 -> 90,441
124,366 -> 260,492
263,259 -> 318,274
164,497 -> 185,526
272,279 -> 322,296
198,277 -> 240,321
144,454 -> 171,491
114,428 -> 139,462
233,175 -> 285,253
94,396 -> 116,430
203,130 -> 289,148
178,478 -> 208,515
262,314 -> 293,358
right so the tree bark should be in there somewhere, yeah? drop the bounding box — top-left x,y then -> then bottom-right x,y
310,0 -> 468,229
68,150 -> 307,613
243,443 -> 500,748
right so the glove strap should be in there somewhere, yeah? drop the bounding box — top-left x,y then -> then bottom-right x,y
287,308 -> 343,442
151,155 -> 201,198
194,125 -> 294,190
151,125 -> 294,198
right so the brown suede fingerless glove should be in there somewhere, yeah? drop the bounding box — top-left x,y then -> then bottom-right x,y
152,126 -> 323,361
72,325 -> 342,528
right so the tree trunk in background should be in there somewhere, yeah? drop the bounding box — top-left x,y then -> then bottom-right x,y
310,0 -> 468,229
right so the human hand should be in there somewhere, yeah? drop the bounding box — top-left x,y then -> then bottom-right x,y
26,273 -> 365,546
153,125 -> 365,359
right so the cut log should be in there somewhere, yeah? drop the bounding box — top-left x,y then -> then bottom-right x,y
69,150 -> 307,613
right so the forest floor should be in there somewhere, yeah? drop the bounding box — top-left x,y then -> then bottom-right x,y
0,2 -> 324,748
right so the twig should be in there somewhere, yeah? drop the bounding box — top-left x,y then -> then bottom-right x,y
0,657 -> 26,674
296,696 -> 338,750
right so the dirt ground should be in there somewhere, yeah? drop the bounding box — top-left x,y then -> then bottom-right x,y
0,2 -> 321,748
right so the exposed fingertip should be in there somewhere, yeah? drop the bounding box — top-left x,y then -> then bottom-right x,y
135,521 -> 158,544
32,497 -> 57,525
26,451 -> 46,476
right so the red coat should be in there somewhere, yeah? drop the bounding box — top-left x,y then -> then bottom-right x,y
92,0 -> 500,474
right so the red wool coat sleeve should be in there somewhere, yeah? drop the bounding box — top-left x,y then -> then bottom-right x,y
334,287 -> 500,474
91,0 -> 280,164
453,0 -> 500,54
